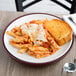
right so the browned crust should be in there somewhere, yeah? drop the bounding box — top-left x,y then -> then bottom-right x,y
57,32 -> 72,45
44,19 -> 73,46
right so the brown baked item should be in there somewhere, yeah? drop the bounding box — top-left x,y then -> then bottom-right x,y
44,19 -> 73,46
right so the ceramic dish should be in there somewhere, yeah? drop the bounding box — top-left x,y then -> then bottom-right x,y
2,13 -> 74,65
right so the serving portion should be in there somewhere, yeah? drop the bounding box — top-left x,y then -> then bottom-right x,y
6,19 -> 60,58
3,13 -> 73,64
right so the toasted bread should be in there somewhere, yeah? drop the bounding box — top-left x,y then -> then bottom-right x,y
44,19 -> 73,46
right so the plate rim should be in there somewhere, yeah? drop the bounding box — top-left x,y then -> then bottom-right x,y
2,13 -> 74,65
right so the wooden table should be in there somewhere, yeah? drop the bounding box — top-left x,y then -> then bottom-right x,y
0,11 -> 76,76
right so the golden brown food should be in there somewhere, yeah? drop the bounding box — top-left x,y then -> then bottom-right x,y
44,19 -> 73,46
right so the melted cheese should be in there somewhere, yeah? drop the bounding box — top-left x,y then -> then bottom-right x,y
21,23 -> 47,44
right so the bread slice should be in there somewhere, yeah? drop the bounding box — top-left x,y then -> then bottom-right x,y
44,19 -> 73,46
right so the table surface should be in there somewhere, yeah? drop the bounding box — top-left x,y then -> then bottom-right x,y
0,11 -> 76,76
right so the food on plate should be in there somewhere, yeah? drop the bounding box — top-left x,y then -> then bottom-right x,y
6,19 -> 72,58
44,19 -> 73,46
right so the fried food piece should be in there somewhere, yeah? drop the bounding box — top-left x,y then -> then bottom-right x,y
44,19 -> 73,46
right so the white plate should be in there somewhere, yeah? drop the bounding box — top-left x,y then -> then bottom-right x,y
2,13 -> 74,65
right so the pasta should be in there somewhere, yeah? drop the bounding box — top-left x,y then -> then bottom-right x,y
6,19 -> 60,58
